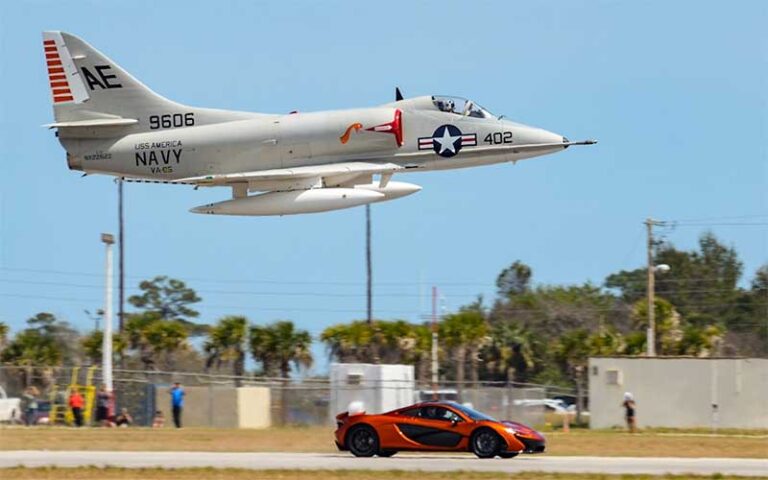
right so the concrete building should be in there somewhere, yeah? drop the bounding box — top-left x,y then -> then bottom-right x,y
588,357 -> 768,429
329,363 -> 414,421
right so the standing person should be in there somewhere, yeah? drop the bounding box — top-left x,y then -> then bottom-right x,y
623,392 -> 637,433
169,382 -> 185,428
95,384 -> 111,427
21,386 -> 39,426
68,388 -> 84,427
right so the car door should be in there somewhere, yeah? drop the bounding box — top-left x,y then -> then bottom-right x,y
394,406 -> 465,449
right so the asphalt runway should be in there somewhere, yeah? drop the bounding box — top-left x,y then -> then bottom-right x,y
2,451 -> 767,476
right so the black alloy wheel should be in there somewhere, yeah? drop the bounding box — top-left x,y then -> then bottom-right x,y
347,425 -> 379,457
471,428 -> 502,458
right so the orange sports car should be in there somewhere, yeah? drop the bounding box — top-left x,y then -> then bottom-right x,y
334,401 -> 545,458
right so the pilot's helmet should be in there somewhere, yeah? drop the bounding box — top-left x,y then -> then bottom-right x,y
445,100 -> 454,112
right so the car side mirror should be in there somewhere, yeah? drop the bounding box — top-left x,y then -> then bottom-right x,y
451,419 -> 458,427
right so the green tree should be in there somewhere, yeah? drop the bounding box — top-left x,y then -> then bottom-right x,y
0,322 -> 8,353
128,276 -> 203,332
204,316 -> 248,383
0,313 -> 79,387
250,321 -> 313,378
607,233 -> 744,328
409,324 -> 434,383
481,322 -> 536,383
320,321 -> 375,363
631,297 -> 682,355
496,261 -> 532,297
81,330 -> 127,365
677,324 -> 723,356
440,309 -> 488,396
124,312 -> 188,370
493,282 -> 625,339
144,320 -> 188,370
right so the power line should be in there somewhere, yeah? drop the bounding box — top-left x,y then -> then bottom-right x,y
2,291 -> 764,316
671,222 -> 768,227
0,278 -> 480,299
0,266 -> 495,288
670,214 -> 768,222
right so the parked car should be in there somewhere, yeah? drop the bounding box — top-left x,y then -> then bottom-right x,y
513,398 -> 575,414
335,401 -> 545,458
0,386 -> 21,424
416,389 -> 460,402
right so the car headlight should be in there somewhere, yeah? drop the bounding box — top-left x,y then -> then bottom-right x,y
504,427 -> 517,435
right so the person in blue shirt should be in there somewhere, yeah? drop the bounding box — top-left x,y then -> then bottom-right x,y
169,382 -> 185,428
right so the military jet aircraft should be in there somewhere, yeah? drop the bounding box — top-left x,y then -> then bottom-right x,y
43,31 -> 596,216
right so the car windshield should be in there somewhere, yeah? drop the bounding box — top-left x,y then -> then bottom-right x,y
447,402 -> 497,422
432,96 -> 495,119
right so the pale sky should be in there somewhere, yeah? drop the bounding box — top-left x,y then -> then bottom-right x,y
0,0 -> 765,372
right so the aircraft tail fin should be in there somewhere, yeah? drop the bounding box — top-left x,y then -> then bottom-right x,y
42,31 -> 179,126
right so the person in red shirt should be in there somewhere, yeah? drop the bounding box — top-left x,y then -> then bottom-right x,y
68,388 -> 84,427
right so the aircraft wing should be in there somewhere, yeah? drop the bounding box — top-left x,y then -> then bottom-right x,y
171,161 -> 405,191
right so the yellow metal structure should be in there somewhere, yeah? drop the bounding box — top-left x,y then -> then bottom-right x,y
49,366 -> 98,425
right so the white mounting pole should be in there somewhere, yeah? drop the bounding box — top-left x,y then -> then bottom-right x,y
431,286 -> 438,399
101,233 -> 115,392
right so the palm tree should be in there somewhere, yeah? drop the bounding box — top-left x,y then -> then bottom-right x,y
0,322 -> 8,354
556,328 -> 587,423
409,324 -> 433,383
81,330 -> 127,365
250,321 -> 313,379
125,312 -> 161,370
373,320 -> 417,364
204,316 -> 248,385
440,310 -> 488,399
482,322 -> 536,383
320,321 -> 375,363
144,320 -> 188,370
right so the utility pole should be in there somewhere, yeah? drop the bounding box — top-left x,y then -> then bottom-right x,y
101,233 -> 115,392
645,218 -> 664,357
118,179 -> 125,335
431,286 -> 438,400
366,204 -> 372,324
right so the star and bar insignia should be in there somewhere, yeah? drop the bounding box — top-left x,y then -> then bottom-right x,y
418,124 -> 477,158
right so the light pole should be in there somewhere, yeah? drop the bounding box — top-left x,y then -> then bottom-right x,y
431,286 -> 438,400
118,178 -> 125,334
366,204 -> 372,324
646,253 -> 670,357
101,233 -> 115,392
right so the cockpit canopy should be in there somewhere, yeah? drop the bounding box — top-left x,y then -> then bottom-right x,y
432,95 -> 495,119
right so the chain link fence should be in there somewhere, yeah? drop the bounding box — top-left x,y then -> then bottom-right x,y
0,365 -> 575,428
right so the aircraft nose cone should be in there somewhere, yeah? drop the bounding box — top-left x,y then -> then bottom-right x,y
503,121 -> 565,146
529,127 -> 566,145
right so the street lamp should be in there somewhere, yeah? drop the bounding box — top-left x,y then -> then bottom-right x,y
101,233 -> 114,392
647,263 -> 670,356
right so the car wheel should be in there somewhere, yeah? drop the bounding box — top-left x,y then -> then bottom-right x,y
378,450 -> 397,457
347,425 -> 379,457
471,428 -> 502,459
498,452 -> 519,458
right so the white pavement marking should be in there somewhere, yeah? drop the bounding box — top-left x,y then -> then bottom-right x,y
1,451 -> 767,476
